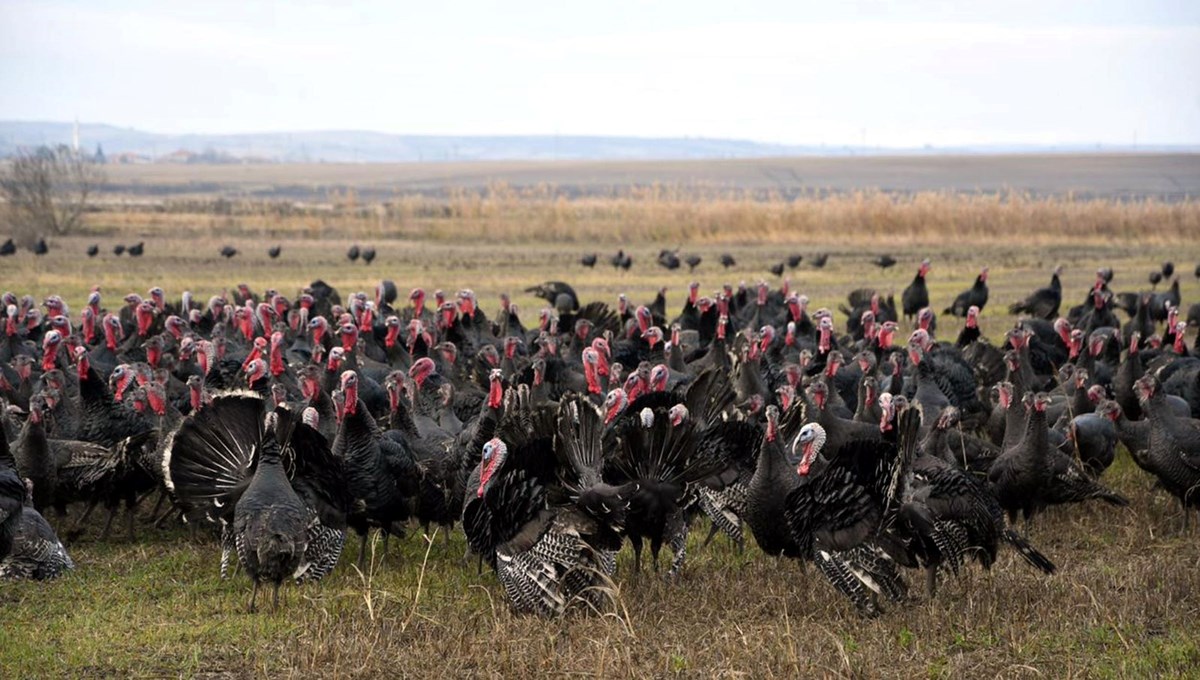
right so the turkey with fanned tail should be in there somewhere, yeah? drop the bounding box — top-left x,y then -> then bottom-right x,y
164,391 -> 350,605
782,402 -> 924,617
463,395 -> 637,616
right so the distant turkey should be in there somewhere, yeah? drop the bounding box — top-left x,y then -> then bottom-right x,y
944,266 -> 989,317
901,259 -> 931,322
873,254 -> 897,269
1008,266 -> 1065,319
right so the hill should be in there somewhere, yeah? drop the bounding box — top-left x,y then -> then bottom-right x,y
5,121 -> 1196,164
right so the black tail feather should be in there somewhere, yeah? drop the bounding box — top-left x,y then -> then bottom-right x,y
555,397 -> 606,491
164,391 -> 265,524
1003,528 -> 1057,574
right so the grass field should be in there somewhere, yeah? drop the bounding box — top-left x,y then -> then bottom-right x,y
2,161 -> 1200,678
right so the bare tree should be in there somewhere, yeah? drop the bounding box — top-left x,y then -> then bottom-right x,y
1,144 -> 104,246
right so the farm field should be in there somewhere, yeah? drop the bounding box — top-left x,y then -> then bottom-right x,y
96,153 -> 1200,200
2,158 -> 1200,678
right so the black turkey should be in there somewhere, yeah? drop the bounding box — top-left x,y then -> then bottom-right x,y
782,406 -> 922,617
901,259 -> 931,321
1133,375 -> 1200,529
988,393 -> 1126,526
230,412 -> 310,611
1,430 -> 24,562
165,393 -> 350,606
463,396 -> 634,616
331,371 -> 420,567
745,405 -> 806,557
0,478 -> 74,580
901,409 -> 1055,598
944,267 -> 989,317
1008,265 -> 1063,319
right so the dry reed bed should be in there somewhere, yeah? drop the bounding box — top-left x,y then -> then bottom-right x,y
80,190 -> 1200,245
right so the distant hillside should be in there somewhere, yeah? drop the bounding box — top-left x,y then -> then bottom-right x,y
0,121 -> 828,162
4,121 -> 1193,164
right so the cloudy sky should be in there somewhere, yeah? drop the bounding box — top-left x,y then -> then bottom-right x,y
2,1 -> 1198,146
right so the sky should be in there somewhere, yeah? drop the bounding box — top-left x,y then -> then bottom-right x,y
1,1 -> 1199,147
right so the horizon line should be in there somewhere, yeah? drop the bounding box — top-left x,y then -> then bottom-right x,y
4,120 -> 1200,151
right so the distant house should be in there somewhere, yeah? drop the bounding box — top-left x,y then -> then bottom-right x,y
159,149 -> 198,164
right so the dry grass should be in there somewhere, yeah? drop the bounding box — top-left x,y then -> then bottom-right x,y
2,455 -> 1199,678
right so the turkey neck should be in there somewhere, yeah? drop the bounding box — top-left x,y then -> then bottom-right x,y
388,394 -> 420,437
1066,383 -> 1092,423
14,417 -> 54,510
1008,348 -> 1037,398
17,417 -> 49,468
750,434 -> 793,494
1001,398 -> 1026,452
1113,351 -> 1143,419
337,398 -> 383,451
921,425 -> 950,463
253,444 -> 287,477
1141,391 -> 1179,448
1021,405 -> 1049,468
